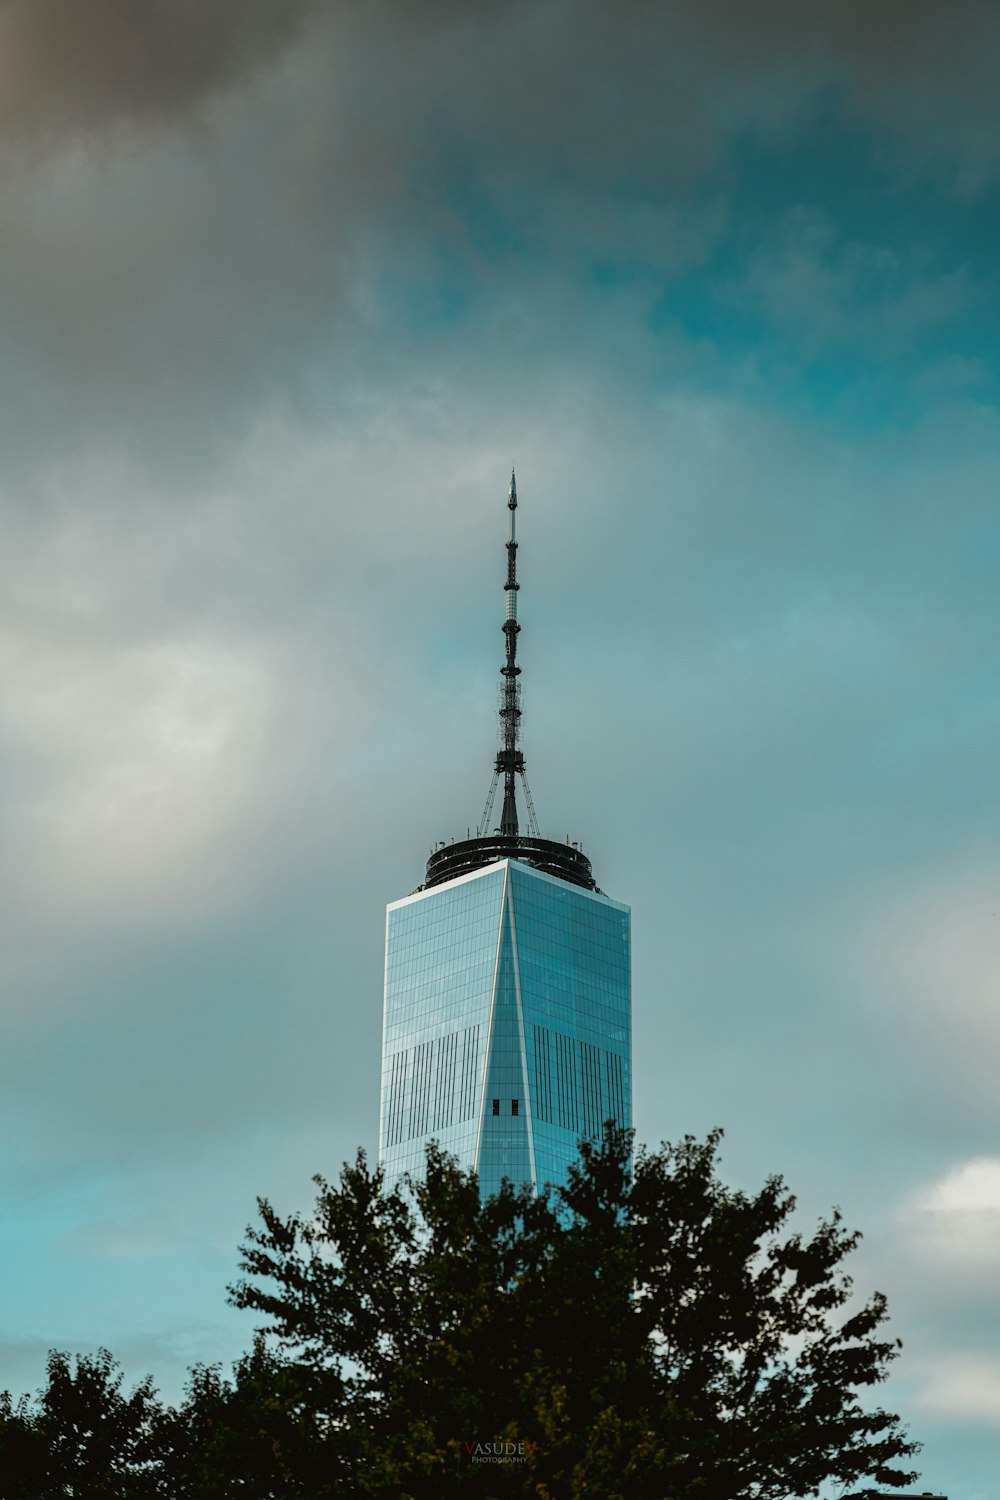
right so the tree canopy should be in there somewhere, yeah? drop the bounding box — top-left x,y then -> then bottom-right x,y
0,1126 -> 920,1498
0,1347 -> 162,1499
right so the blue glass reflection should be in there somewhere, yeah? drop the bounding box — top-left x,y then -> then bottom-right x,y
379,860 -> 631,1198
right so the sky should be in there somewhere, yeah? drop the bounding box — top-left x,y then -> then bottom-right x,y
1,0 -> 999,1492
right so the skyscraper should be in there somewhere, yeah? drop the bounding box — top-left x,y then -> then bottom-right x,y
378,473 -> 631,1197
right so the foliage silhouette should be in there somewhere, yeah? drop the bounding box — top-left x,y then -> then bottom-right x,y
228,1124 -> 919,1498
0,1347 -> 162,1498
0,1127 -> 919,1499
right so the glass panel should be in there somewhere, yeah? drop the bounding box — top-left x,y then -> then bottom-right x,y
379,866 -> 505,1186
378,860 -> 631,1201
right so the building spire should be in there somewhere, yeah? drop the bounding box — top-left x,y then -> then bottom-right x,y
499,468 -> 522,835
474,470 -> 540,840
424,468 -> 598,892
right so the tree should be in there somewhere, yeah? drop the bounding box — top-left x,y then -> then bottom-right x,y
231,1125 -> 920,1499
161,1336 -> 331,1499
0,1347 -> 164,1499
0,1387 -> 51,1499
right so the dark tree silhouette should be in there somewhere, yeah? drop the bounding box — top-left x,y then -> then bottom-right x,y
159,1336 -> 331,1499
0,1347 -> 163,1498
0,1130 -> 920,1497
229,1125 -> 920,1499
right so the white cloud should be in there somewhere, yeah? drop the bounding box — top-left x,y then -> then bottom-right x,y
0,471 -> 302,940
919,1158 -> 1000,1218
4,633 -> 276,919
913,1352 -> 1000,1425
902,1158 -> 1000,1276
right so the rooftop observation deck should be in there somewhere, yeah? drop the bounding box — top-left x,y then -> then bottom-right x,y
424,834 -> 596,892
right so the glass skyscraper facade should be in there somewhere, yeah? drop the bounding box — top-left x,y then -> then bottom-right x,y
379,857 -> 631,1198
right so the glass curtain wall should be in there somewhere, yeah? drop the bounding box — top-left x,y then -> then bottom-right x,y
379,860 -> 631,1198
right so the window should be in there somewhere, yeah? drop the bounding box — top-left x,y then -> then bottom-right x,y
511,1099 -> 519,1116
492,1098 -> 500,1115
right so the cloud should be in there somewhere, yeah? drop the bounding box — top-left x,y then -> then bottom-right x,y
0,0 -> 994,482
5,0 -> 999,184
0,0 -> 319,144
899,1158 -> 1000,1285
2,632 -> 277,921
0,463 -> 290,936
864,867 -> 1000,1112
913,1352 -> 1000,1425
534,190 -> 729,279
721,210 -> 978,357
918,1158 -> 1000,1219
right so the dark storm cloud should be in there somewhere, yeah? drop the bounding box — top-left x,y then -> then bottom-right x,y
6,0 -> 999,179
278,0 -> 1000,196
1,0 -> 997,482
0,0 -> 319,142
681,0 -> 1000,188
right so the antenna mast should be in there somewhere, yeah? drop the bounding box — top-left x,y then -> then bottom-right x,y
478,469 -> 540,838
426,468 -> 597,893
